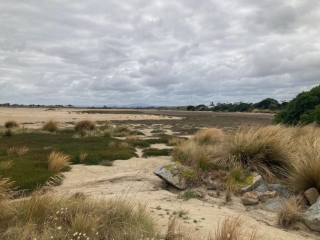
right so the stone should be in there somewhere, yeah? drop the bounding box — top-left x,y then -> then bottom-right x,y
258,190 -> 277,202
241,174 -> 264,193
296,193 -> 309,206
261,198 -> 285,212
241,192 -> 259,205
303,196 -> 320,231
154,162 -> 188,190
254,184 -> 289,199
304,188 -> 320,205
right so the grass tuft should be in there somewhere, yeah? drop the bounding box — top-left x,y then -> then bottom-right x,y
4,120 -> 19,128
277,197 -> 302,228
48,151 -> 71,172
42,119 -> 59,132
74,120 -> 96,132
192,128 -> 225,145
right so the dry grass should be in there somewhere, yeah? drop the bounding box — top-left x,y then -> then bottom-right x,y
0,191 -> 157,240
0,177 -> 16,202
42,119 -> 59,132
119,142 -> 133,149
212,215 -> 258,240
108,141 -> 117,148
192,128 -> 225,145
277,197 -> 302,228
74,120 -> 96,131
47,151 -> 71,172
126,135 -> 140,141
79,152 -> 88,162
168,137 -> 188,146
4,120 -> 19,128
7,146 -> 28,156
0,160 -> 13,170
288,138 -> 320,193
218,125 -> 293,180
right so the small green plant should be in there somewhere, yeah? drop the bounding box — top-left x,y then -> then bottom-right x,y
4,120 -> 19,128
43,119 -> 59,132
3,129 -> 13,137
177,190 -> 201,201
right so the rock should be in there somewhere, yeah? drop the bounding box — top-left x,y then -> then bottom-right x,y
296,193 -> 309,206
259,190 -> 277,202
154,162 -> 188,190
261,198 -> 285,212
303,197 -> 320,231
254,184 -> 289,199
241,174 -> 264,193
206,180 -> 225,191
304,188 -> 320,205
241,192 -> 259,205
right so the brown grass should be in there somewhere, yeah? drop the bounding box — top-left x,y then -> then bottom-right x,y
288,138 -> 320,193
0,161 -> 13,170
218,125 -> 293,180
277,197 -> 302,228
42,119 -> 59,132
192,128 -> 225,145
79,152 -> 88,162
7,146 -> 28,156
74,120 -> 96,131
0,177 -> 16,202
4,120 -> 19,128
47,151 -> 71,172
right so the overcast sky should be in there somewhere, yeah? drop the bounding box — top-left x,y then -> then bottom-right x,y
1,0 -> 320,106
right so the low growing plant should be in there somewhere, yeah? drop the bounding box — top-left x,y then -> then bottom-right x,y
4,120 -> 19,129
43,119 -> 59,132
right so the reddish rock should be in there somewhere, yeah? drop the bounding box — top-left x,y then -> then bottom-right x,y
304,188 -> 320,205
241,192 -> 259,205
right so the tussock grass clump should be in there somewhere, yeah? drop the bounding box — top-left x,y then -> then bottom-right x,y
288,138 -> 320,193
0,177 -> 16,202
7,146 -> 28,156
74,120 -> 96,132
42,119 -> 59,132
48,151 -> 71,172
192,128 -> 225,145
78,152 -> 88,162
219,125 -> 292,179
4,120 -> 19,128
0,161 -> 13,170
212,215 -> 257,240
0,192 -> 157,240
277,197 -> 302,228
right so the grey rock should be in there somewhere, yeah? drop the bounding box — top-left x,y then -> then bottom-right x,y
154,162 -> 188,190
304,188 -> 320,205
241,174 -> 264,193
303,196 -> 320,231
258,190 -> 277,202
261,198 -> 285,212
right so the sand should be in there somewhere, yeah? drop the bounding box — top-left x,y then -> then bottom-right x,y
1,107 -> 317,239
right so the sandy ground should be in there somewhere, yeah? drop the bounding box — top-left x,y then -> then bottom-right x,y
53,153 -> 316,239
0,108 -> 180,128
1,108 -> 317,239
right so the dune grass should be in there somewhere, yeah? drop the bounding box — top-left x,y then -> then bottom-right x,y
277,197 -> 302,228
0,189 -> 157,240
288,138 -> 320,193
4,120 -> 19,128
43,119 -> 59,132
48,151 -> 71,172
74,120 -> 96,131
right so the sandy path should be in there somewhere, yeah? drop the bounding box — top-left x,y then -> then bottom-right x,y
53,155 -> 315,239
0,108 -> 180,128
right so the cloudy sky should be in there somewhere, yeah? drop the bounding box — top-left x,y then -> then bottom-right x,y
1,0 -> 320,106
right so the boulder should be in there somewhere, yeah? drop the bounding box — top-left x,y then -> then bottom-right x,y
303,197 -> 320,231
241,192 -> 259,205
304,188 -> 320,205
154,162 -> 188,190
241,174 -> 264,193
261,198 -> 285,212
258,190 -> 277,202
254,184 -> 289,199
